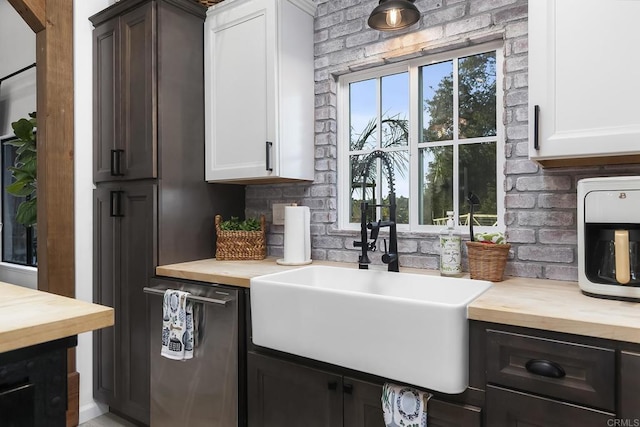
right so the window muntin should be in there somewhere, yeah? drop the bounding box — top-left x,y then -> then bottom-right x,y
339,44 -> 504,233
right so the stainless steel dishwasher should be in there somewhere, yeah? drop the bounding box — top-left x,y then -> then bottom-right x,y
145,277 -> 243,427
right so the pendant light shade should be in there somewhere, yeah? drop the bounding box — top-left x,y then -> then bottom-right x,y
367,0 -> 420,31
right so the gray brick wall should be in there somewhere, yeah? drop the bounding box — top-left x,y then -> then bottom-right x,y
244,0 -> 640,282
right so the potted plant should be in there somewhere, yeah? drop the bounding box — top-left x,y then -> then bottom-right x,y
214,215 -> 266,260
5,113 -> 37,227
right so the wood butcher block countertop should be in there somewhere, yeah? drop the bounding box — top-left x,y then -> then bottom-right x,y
157,258 -> 640,344
0,282 -> 114,353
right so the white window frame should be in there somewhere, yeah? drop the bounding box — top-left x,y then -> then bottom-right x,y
337,42 -> 505,236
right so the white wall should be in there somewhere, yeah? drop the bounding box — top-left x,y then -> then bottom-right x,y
0,0 -> 36,136
74,0 -> 114,422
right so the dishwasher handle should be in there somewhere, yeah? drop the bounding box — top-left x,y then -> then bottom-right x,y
143,286 -> 233,306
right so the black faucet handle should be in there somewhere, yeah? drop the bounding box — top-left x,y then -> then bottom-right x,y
381,239 -> 398,265
368,220 -> 381,242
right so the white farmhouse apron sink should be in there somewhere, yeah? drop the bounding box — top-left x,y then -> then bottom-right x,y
250,265 -> 491,394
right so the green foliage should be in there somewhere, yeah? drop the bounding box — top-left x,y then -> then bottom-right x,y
5,113 -> 37,227
422,53 -> 498,224
219,216 -> 261,231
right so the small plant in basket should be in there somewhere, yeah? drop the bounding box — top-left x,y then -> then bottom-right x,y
219,216 -> 262,231
215,215 -> 266,260
466,232 -> 510,282
474,232 -> 506,245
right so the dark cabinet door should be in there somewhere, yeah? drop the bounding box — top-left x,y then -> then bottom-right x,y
428,399 -> 481,427
248,352 -> 343,427
119,2 -> 156,181
93,182 -> 155,425
93,19 -> 120,183
341,378 -> 480,427
93,1 -> 156,183
620,351 -> 640,420
343,378 -> 385,427
0,383 -> 35,427
93,185 -> 119,405
486,385 -> 613,427
117,181 -> 156,425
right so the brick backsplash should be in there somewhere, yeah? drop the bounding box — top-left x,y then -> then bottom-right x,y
244,0 -> 640,281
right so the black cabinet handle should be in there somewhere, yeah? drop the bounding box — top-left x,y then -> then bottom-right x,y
110,149 -> 124,176
525,359 -> 566,379
533,105 -> 540,150
110,191 -> 124,217
327,381 -> 337,391
343,383 -> 353,394
265,141 -> 273,172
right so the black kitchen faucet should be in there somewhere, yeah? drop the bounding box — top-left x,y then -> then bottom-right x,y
353,150 -> 399,272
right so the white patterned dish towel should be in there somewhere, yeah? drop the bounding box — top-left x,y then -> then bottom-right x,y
382,383 -> 432,427
161,289 -> 194,360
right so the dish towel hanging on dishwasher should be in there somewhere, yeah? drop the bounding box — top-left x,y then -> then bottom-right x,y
382,383 -> 431,427
161,289 -> 194,360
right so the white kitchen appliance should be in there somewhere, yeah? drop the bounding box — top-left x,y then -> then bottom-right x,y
578,176 -> 640,301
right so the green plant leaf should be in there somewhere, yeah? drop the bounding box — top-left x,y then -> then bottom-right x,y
21,158 -> 37,176
6,179 -> 33,197
16,197 -> 37,227
16,143 -> 36,156
219,216 -> 261,231
11,118 -> 34,141
8,168 -> 32,182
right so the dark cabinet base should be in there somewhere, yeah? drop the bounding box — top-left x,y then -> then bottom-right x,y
248,352 -> 343,427
247,350 -> 481,427
0,337 -> 76,427
474,321 -> 640,426
486,385 -> 613,427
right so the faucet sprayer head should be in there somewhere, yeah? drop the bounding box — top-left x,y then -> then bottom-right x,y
359,150 -> 396,194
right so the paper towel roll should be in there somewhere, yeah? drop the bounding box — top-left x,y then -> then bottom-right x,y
277,206 -> 312,265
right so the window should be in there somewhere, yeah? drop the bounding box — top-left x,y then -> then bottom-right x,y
338,44 -> 504,234
1,135 -> 37,266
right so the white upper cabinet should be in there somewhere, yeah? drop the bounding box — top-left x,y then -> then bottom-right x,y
528,0 -> 640,167
204,0 -> 316,183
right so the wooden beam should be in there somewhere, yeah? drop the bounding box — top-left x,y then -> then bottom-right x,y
34,2 -> 78,423
36,0 -> 75,299
7,0 -> 45,32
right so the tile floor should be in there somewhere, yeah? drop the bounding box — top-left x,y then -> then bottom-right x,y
79,412 -> 138,427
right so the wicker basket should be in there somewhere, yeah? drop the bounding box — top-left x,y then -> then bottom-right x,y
215,215 -> 266,260
466,241 -> 511,282
196,0 -> 224,7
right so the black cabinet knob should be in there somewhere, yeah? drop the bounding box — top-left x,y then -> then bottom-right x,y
327,381 -> 337,391
343,383 -> 353,394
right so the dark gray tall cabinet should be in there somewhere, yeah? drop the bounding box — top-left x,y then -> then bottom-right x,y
90,0 -> 245,424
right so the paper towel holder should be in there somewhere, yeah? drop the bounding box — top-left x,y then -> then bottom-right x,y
276,258 -> 312,266
277,205 -> 312,266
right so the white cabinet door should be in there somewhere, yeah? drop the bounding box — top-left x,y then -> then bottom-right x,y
205,0 -> 275,181
528,0 -> 640,166
204,0 -> 315,183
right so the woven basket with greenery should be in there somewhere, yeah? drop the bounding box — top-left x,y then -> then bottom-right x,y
215,215 -> 266,260
466,241 -> 511,282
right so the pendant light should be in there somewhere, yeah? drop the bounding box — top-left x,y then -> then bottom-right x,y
367,0 -> 420,31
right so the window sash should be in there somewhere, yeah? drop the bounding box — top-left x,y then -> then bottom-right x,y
0,134 -> 38,267
338,42 -> 505,234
